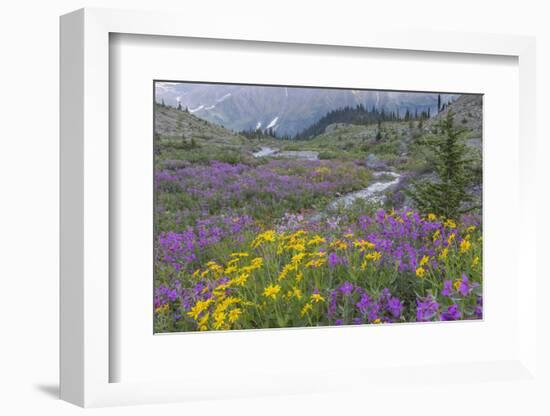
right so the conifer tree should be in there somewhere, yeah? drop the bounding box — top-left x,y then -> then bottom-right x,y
375,119 -> 382,141
408,110 -> 474,219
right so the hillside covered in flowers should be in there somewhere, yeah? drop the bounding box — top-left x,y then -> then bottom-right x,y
153,88 -> 483,332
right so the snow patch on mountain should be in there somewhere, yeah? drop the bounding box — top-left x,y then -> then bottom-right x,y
266,116 -> 279,129
255,121 -> 262,130
189,105 -> 205,113
216,93 -> 232,103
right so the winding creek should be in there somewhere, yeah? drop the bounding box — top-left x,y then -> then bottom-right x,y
253,146 -> 403,210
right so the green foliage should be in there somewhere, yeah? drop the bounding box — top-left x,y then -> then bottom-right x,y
318,151 -> 339,160
408,111 -> 474,219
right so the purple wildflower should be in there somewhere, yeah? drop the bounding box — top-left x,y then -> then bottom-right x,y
387,297 -> 403,318
458,273 -> 470,296
441,304 -> 462,321
416,296 -> 439,321
339,281 -> 354,296
442,280 -> 453,297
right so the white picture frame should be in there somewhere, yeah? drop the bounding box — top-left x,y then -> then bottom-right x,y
60,7 -> 540,408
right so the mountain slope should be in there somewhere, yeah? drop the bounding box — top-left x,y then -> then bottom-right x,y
155,82 -> 458,137
155,103 -> 247,148
426,95 -> 483,142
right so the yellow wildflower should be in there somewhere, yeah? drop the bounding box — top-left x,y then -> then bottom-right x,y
191,269 -> 201,279
466,225 -> 476,233
278,263 -> 295,281
230,252 -> 249,258
447,233 -> 456,245
354,239 -> 376,251
228,308 -> 242,323
291,252 -> 307,264
292,287 -> 303,300
360,259 -> 367,270
295,271 -> 304,282
231,273 -> 248,286
419,255 -> 430,266
439,247 -> 448,260
212,282 -> 230,297
343,233 -> 354,239
252,230 -> 276,248
416,267 -> 426,278
366,251 -> 382,262
198,312 -> 209,329
453,279 -> 461,291
444,219 -> 457,229
460,239 -> 471,253
155,303 -> 169,314
311,293 -> 325,303
213,311 -> 226,330
330,239 -> 348,250
301,303 -> 313,316
472,256 -> 480,268
428,213 -> 437,221
432,229 -> 441,242
225,266 -> 238,274
307,235 -> 326,246
263,284 -> 281,299
187,299 -> 213,321
373,318 -> 382,324
206,261 -> 223,274
305,258 -> 326,268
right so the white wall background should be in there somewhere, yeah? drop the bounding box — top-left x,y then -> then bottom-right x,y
0,0 -> 548,414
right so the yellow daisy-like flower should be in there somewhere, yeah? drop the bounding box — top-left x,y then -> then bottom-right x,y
427,213 -> 437,221
252,230 -> 276,248
263,284 -> 281,299
155,303 -> 169,314
212,311 -> 226,330
198,312 -> 209,329
224,265 -> 238,275
187,299 -> 213,321
372,318 -> 382,324
460,239 -> 471,253
366,251 -> 382,262
444,219 -> 457,229
307,235 -> 326,246
228,308 -> 242,323
231,273 -> 249,286
447,233 -> 456,245
301,303 -> 313,316
311,293 -> 325,303
419,255 -> 430,266
453,279 -> 462,291
416,267 -> 426,278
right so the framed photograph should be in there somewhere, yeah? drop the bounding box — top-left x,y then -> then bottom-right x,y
60,7 -> 540,409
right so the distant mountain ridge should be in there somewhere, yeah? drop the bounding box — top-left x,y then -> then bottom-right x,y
155,82 -> 458,137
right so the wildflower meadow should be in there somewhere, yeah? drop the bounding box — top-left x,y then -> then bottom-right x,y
154,83 -> 483,332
